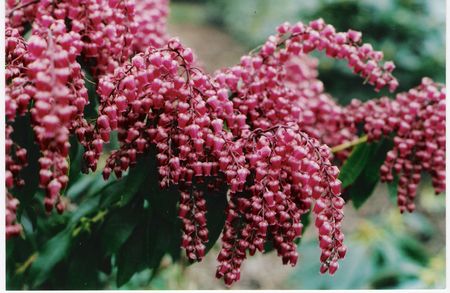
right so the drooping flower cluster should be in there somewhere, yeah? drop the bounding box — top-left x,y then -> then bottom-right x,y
77,0 -> 137,77
6,0 -> 169,79
213,19 -> 397,144
90,36 -> 347,284
6,26 -> 30,235
282,55 -> 356,160
26,5 -> 88,212
133,0 -> 169,52
6,0 -> 39,32
215,125 -> 346,285
5,0 -> 171,212
6,193 -> 22,239
6,124 -> 27,239
179,187 -> 208,262
95,39 -> 218,181
5,26 -> 30,188
92,39 -> 231,262
6,26 -> 31,118
342,78 -> 446,212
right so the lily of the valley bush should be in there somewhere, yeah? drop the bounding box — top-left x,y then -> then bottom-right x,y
5,0 -> 445,287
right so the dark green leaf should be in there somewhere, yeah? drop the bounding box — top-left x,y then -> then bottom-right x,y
66,135 -> 83,188
347,139 -> 393,209
349,176 -> 379,209
99,206 -> 142,256
387,174 -> 399,204
116,222 -> 148,287
65,235 -> 102,289
115,149 -> 178,287
28,228 -> 72,287
66,172 -> 101,200
99,153 -> 153,209
98,180 -> 127,209
10,114 -> 40,206
68,195 -> 101,226
203,185 -> 228,254
145,187 -> 179,268
119,156 -> 154,207
339,142 -> 376,188
81,67 -> 99,119
139,149 -> 183,264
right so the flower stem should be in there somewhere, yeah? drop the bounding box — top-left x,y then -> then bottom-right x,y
15,253 -> 38,274
331,135 -> 368,153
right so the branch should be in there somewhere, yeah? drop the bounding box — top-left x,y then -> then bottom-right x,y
331,135 -> 368,153
15,252 -> 38,274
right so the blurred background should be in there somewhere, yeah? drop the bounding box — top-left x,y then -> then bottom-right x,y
118,0 -> 445,289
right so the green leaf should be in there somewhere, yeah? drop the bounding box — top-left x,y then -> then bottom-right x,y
347,139 -> 393,209
66,172 -> 101,200
116,150 -> 178,286
99,153 -> 153,209
203,185 -> 228,254
387,175 -> 399,204
65,235 -> 103,289
144,186 -> 180,268
68,195 -> 101,226
339,142 -> 376,188
348,176 -> 379,209
66,135 -> 83,188
116,221 -> 149,287
139,149 -> 183,264
119,156 -> 154,206
146,211 -> 173,269
28,228 -> 72,287
301,210 -> 311,232
99,206 -> 142,256
10,114 -> 40,206
81,67 -> 99,119
98,180 -> 127,209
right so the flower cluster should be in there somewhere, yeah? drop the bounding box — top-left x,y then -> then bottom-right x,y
90,36 -> 347,285
342,78 -> 446,212
5,0 -> 171,212
95,39 -> 220,182
26,2 -> 88,212
6,193 -> 22,239
94,40 -> 232,263
77,0 -> 137,77
6,0 -> 39,32
133,0 -> 169,52
213,19 -> 397,142
5,26 -> 30,189
7,0 -> 169,79
6,124 -> 27,239
6,26 -> 30,234
6,26 -> 30,118
215,125 -> 345,285
179,187 -> 208,262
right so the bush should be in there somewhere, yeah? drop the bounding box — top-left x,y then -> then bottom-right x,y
5,0 -> 445,289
